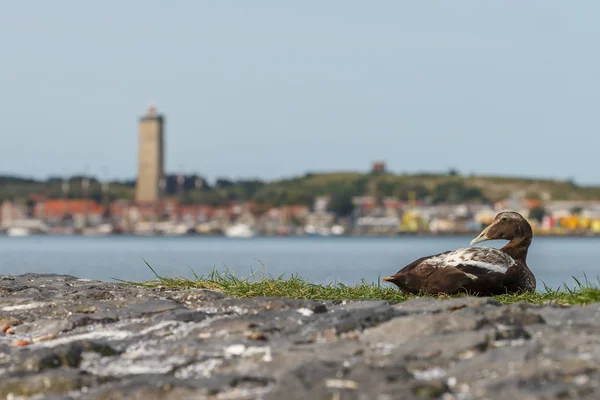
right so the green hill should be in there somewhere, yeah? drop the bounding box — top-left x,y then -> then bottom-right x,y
2,172 -> 600,211
225,172 -> 600,204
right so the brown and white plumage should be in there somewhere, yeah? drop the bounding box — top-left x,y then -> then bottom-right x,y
383,211 -> 536,296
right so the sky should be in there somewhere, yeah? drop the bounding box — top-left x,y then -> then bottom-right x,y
1,1 -> 599,184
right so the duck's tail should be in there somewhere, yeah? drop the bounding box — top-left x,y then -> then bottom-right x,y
382,274 -> 405,288
382,273 -> 417,294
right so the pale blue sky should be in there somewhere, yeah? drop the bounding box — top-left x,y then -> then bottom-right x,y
1,1 -> 599,183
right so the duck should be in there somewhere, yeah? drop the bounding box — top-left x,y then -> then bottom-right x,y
383,211 -> 536,296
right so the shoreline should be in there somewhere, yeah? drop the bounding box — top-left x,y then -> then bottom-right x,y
2,231 -> 600,238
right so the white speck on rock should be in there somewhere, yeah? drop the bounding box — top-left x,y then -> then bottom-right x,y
574,375 -> 589,385
457,349 -> 477,360
326,379 -> 358,390
81,352 -> 188,376
223,344 -> 272,362
491,338 -> 527,348
244,346 -> 273,362
175,358 -> 223,379
227,306 -> 247,315
296,308 -> 314,317
1,302 -> 47,311
37,330 -> 132,348
224,344 -> 247,357
495,323 -> 510,331
139,320 -> 179,335
198,307 -> 219,314
412,367 -> 447,381
373,342 -> 394,355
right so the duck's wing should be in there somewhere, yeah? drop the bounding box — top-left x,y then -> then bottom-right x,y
424,247 -> 517,295
426,247 -> 516,275
385,247 -> 516,295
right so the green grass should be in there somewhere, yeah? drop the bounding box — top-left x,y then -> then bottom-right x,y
121,261 -> 600,306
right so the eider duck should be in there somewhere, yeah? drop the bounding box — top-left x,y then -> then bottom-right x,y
383,211 -> 535,296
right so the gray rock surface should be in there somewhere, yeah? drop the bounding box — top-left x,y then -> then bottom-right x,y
1,274 -> 599,399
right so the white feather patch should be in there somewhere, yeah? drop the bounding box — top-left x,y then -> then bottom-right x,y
424,248 -> 515,274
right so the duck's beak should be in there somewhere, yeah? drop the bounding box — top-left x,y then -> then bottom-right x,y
470,222 -> 495,245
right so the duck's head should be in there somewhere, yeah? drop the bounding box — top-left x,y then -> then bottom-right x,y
470,211 -> 532,246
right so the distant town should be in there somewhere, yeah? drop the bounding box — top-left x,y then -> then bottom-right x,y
2,106 -> 600,237
3,187 -> 600,237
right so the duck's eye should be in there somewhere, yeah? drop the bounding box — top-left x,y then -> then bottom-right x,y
501,217 -> 508,221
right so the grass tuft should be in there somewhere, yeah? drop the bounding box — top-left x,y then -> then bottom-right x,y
117,261 -> 600,306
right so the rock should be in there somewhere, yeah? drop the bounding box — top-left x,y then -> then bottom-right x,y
535,303 -> 600,327
15,340 -> 118,372
393,296 -> 500,314
0,316 -> 22,332
0,369 -> 99,398
0,273 -> 599,399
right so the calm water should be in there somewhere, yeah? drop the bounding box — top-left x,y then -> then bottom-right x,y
0,235 -> 598,291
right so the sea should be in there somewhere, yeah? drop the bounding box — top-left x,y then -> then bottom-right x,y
0,235 -> 598,291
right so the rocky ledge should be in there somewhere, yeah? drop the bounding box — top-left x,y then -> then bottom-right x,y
0,275 -> 599,400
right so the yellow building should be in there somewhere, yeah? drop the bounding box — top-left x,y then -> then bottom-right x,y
135,105 -> 165,204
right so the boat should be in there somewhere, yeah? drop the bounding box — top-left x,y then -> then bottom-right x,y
4,219 -> 50,236
163,223 -> 193,236
304,224 -> 331,236
6,227 -> 31,237
331,225 -> 345,235
224,223 -> 256,238
82,224 -> 115,236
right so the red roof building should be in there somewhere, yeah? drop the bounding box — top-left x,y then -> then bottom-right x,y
35,199 -> 105,220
